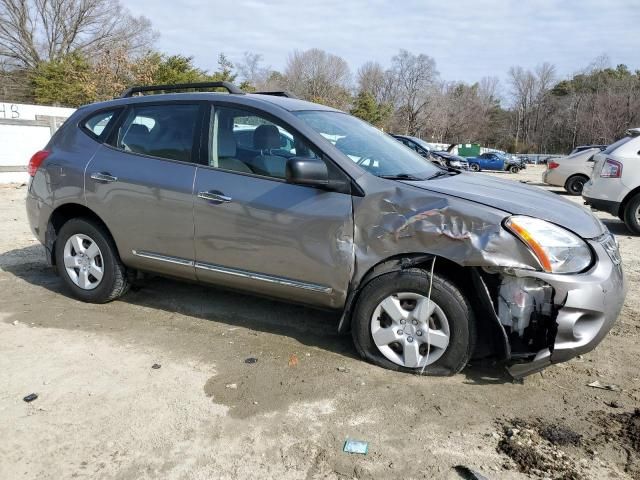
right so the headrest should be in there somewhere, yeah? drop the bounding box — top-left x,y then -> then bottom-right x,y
253,124 -> 281,150
218,129 -> 237,158
128,123 -> 150,136
294,137 -> 310,157
335,136 -> 365,156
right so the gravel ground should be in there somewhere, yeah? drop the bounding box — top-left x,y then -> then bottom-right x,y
1,164 -> 639,480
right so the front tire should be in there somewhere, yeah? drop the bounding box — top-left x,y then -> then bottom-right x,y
469,163 -> 480,172
509,165 -> 520,174
623,193 -> 640,234
55,218 -> 129,303
351,269 -> 475,376
564,175 -> 588,196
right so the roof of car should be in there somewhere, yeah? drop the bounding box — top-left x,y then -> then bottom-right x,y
81,91 -> 341,114
393,134 -> 418,140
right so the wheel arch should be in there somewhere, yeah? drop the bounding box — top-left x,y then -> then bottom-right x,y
338,253 -> 510,360
620,185 -> 640,218
46,203 -> 119,266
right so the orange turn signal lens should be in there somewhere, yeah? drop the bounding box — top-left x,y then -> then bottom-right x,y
506,219 -> 552,272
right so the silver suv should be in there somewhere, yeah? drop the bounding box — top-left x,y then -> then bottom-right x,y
26,82 -> 626,378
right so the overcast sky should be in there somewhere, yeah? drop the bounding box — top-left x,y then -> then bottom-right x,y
125,0 -> 640,85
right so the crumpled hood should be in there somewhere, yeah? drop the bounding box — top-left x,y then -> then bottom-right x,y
403,173 -> 605,239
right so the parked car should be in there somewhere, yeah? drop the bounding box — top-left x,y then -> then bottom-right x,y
391,135 -> 468,170
466,152 -> 525,173
26,81 -> 625,378
583,128 -> 640,233
430,150 -> 469,170
542,148 -> 599,195
570,144 -> 607,155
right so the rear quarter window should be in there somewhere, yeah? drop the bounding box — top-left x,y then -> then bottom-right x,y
81,110 -> 120,141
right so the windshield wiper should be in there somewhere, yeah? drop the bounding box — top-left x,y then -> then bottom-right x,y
427,170 -> 453,180
379,173 -> 423,181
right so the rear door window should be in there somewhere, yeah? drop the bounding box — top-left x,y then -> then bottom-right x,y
114,104 -> 201,163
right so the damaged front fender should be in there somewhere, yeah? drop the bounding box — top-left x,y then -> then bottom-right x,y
350,177 -> 541,287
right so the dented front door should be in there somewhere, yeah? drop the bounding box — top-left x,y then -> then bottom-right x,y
193,167 -> 354,308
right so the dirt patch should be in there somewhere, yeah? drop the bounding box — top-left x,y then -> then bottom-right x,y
538,423 -> 582,447
617,409 -> 640,454
498,419 -> 582,479
593,408 -> 640,477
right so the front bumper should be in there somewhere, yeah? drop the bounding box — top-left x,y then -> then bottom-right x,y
507,236 -> 626,377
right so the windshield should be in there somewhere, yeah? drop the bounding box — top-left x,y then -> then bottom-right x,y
294,111 -> 440,179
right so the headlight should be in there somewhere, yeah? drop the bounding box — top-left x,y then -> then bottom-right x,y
505,216 -> 592,273
450,161 -> 461,167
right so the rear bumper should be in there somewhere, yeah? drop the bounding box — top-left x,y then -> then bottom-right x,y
508,236 -> 626,377
542,168 -> 562,186
583,196 -> 620,217
26,187 -> 54,263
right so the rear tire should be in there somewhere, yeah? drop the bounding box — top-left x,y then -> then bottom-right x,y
351,269 -> 475,376
564,175 -> 588,196
623,194 -> 640,234
55,218 -> 129,303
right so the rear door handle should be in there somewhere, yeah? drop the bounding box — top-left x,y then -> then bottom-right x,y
91,172 -> 118,183
198,191 -> 232,204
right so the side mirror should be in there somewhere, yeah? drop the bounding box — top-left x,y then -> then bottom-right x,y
286,157 -> 329,186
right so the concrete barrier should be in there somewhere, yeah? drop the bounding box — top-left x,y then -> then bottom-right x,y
0,102 -> 75,184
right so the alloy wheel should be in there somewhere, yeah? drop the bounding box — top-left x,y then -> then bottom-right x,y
370,292 -> 450,368
63,234 -> 104,290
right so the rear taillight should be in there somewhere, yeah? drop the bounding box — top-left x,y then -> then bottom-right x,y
548,161 -> 560,169
28,150 -> 50,176
600,158 -> 622,178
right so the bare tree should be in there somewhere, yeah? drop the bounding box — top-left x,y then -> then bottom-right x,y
236,52 -> 268,89
283,48 -> 351,108
356,61 -> 390,101
508,63 -> 556,150
0,0 -> 156,69
390,49 -> 438,135
478,76 -> 500,107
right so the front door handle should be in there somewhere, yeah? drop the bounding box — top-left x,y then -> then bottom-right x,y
198,191 -> 232,204
91,172 -> 118,183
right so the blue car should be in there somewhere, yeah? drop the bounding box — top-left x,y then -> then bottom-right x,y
466,152 -> 525,173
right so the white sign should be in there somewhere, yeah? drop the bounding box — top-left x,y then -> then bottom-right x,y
0,102 -> 76,121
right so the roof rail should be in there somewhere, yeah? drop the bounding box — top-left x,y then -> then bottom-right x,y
119,81 -> 244,98
253,90 -> 298,99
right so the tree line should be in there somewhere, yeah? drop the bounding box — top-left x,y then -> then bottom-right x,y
2,0 -> 639,154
